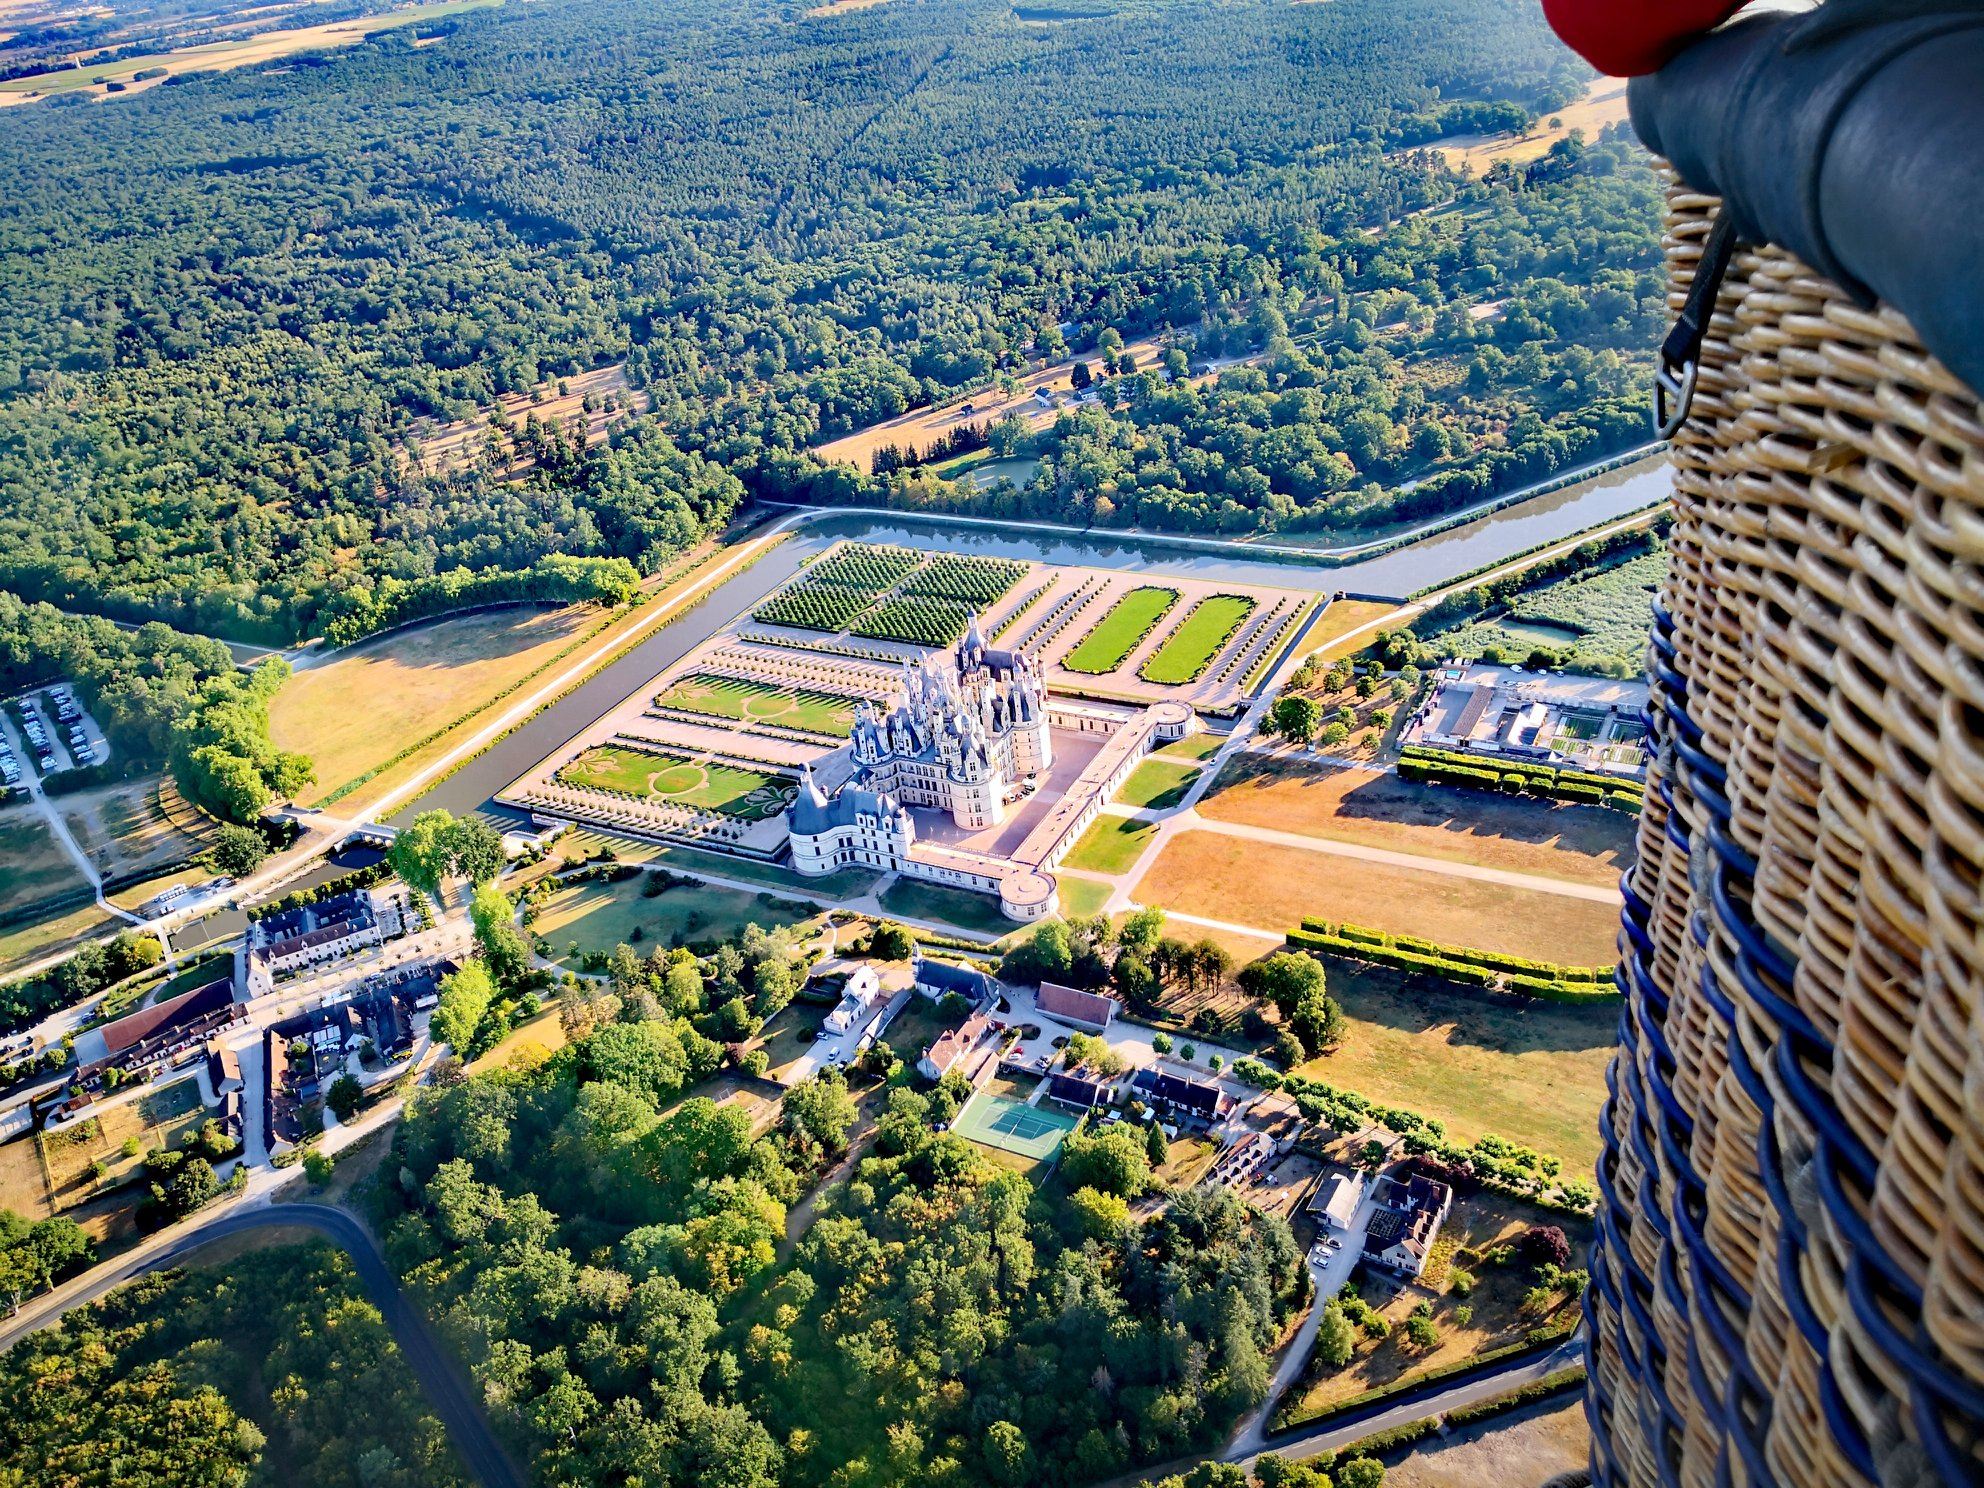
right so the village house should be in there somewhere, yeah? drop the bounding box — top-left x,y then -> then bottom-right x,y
1360,1172 -> 1455,1279
1036,980 -> 1119,1032
823,967 -> 889,1035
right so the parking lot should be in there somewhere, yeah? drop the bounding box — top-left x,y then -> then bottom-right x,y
2,684 -> 110,785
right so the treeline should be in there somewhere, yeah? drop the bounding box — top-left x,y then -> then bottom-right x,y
318,552 -> 640,647
0,595 -> 313,822
0,928 -> 164,1039
0,1243 -> 473,1488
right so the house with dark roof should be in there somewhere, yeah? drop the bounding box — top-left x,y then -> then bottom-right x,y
1036,981 -> 1119,1032
249,888 -> 383,986
912,954 -> 996,1005
1047,1070 -> 1115,1110
1131,1067 -> 1234,1121
1360,1171 -> 1454,1279
206,1039 -> 243,1096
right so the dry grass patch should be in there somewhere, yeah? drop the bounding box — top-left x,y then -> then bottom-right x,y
0,807 -> 90,921
1435,79 -> 1632,171
409,364 -> 651,476
1134,829 -> 1620,964
1198,756 -> 1634,887
1302,599 -> 1402,661
0,1134 -> 52,1220
1386,1398 -> 1589,1488
1298,963 -> 1612,1171
272,603 -> 594,806
61,776 -> 211,883
0,899 -> 116,978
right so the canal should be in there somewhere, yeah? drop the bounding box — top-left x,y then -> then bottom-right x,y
391,452 -> 1671,826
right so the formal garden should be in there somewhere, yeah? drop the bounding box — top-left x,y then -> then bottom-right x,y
1060,585 -> 1179,673
654,673 -> 860,736
1139,593 -> 1256,684
553,745 -> 794,819
754,544 -> 1026,641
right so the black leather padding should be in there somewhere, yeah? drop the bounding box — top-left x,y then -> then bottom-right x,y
1628,3 -> 1984,399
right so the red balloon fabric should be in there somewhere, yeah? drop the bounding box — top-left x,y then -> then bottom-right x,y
1541,0 -> 1753,75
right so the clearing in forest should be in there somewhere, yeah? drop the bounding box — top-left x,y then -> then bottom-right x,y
1435,79 -> 1632,171
409,363 -> 651,477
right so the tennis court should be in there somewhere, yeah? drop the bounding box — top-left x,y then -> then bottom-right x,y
952,1091 -> 1081,1162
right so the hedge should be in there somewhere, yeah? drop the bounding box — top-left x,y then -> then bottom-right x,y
1399,745 -> 1644,812
1287,919 -> 1617,1004
1318,1366 -> 1590,1463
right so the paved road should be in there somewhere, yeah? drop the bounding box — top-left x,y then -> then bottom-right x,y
0,1202 -> 528,1488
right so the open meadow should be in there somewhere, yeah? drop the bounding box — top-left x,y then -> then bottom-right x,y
1134,829 -> 1621,963
271,603 -> 596,806
1198,756 -> 1634,887
0,807 -> 90,922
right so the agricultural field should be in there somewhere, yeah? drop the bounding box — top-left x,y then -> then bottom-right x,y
533,876 -> 817,960
655,674 -> 861,737
0,0 -> 504,101
1062,815 -> 1157,875
271,603 -> 596,806
1061,587 -> 1179,674
554,746 -> 793,819
1133,829 -> 1621,964
1139,594 -> 1255,684
1198,757 -> 1634,888
1114,757 -> 1201,810
1427,544 -> 1664,675
851,595 -> 974,647
0,807 -> 90,922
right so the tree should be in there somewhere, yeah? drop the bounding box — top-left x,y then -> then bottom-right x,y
581,1019 -> 691,1106
469,885 -> 531,987
1338,1458 -> 1387,1488
1270,694 -> 1321,743
782,1072 -> 858,1158
1518,1224 -> 1573,1268
1119,905 -> 1166,956
325,1074 -> 362,1122
1151,1031 -> 1173,1055
1067,1186 -> 1132,1242
210,823 -> 267,876
389,809 -> 457,899
1060,1122 -> 1153,1198
444,816 -> 505,888
1069,360 -> 1092,391
1316,1302 -> 1355,1367
1145,1120 -> 1169,1168
870,921 -> 915,960
1405,1313 -> 1439,1348
1239,951 -> 1326,1021
430,961 -> 497,1056
984,1420 -> 1035,1486
1062,1031 -> 1122,1076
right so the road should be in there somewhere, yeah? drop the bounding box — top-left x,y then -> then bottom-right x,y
0,1202 -> 528,1488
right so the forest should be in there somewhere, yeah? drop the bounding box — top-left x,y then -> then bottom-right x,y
0,1243 -> 472,1488
0,0 -> 1633,645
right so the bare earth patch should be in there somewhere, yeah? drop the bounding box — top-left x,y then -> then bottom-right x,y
1198,756 -> 1634,887
1435,79 -> 1632,171
1134,829 -> 1621,964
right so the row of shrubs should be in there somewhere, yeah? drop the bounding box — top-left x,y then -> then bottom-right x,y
1286,919 -> 1617,1003
1399,744 -> 1644,811
246,861 -> 393,921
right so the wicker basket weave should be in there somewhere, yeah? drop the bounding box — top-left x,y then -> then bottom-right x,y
1585,170 -> 1984,1488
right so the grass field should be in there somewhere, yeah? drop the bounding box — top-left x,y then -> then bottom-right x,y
1134,829 -> 1621,964
1303,962 -> 1612,1169
1062,816 -> 1157,875
1056,875 -> 1111,918
1386,1401 -> 1588,1488
1061,587 -> 1179,674
1155,731 -> 1226,762
536,876 -> 817,959
272,604 -> 594,805
878,879 -> 1012,937
1114,758 -> 1201,810
656,673 -> 860,736
1140,594 -> 1255,684
0,808 -> 90,921
556,746 -> 793,819
0,900 -> 115,979
1197,756 -> 1634,887
0,0 -> 504,99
